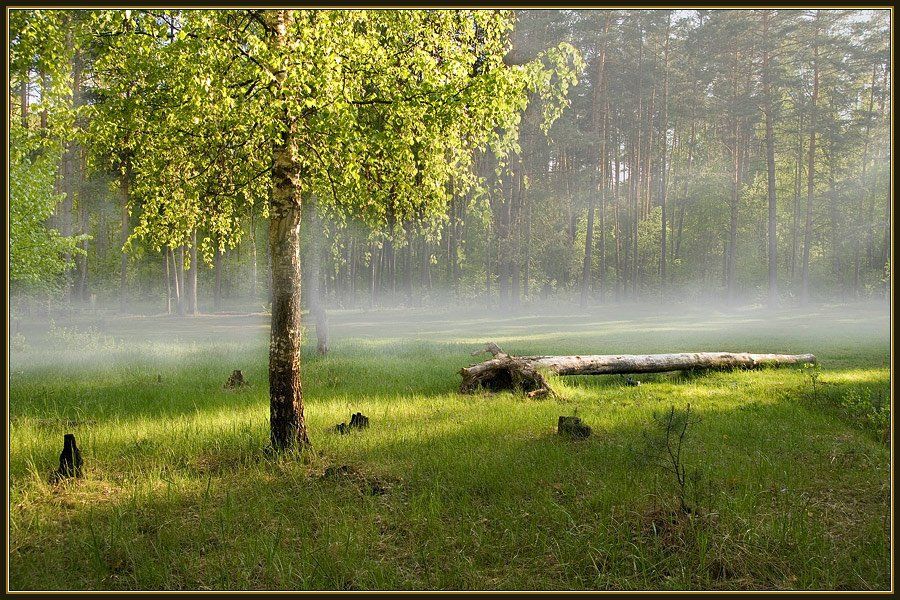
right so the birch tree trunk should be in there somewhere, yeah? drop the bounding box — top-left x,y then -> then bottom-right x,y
267,9 -> 309,451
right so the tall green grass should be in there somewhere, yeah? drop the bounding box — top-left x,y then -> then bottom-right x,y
8,303 -> 891,590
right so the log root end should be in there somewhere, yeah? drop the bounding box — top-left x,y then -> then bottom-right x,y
460,356 -> 554,398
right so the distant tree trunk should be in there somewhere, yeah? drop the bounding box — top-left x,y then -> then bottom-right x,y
370,242 -> 378,309
583,13 -> 612,306
175,245 -> 186,316
827,94 -> 842,293
762,11 -> 778,307
497,171 -> 511,306
658,12 -> 671,291
447,195 -> 458,297
213,246 -> 222,311
119,175 -> 130,314
523,201 -> 532,300
421,235 -> 432,297
168,247 -> 181,311
510,164 -> 522,306
582,190 -> 596,307
19,77 -> 28,128
40,70 -> 48,130
853,61 -> 877,296
186,229 -> 198,315
790,111 -> 804,287
632,27 -> 643,298
800,13 -> 820,306
63,42 -> 83,300
348,236 -> 357,302
384,236 -> 395,301
865,65 -> 887,270
613,132 -> 622,298
404,229 -> 413,305
485,222 -> 492,299
164,250 -> 172,314
250,208 -> 259,300
674,121 -> 694,262
597,116 -> 608,303
304,199 -> 329,355
725,50 -> 740,304
878,64 -> 889,279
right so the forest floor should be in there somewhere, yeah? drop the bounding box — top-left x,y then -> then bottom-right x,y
8,301 -> 892,590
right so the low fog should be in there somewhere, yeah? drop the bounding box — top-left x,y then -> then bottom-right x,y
10,10 -> 890,350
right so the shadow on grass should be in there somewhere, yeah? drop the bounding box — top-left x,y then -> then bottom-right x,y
9,384 -> 891,591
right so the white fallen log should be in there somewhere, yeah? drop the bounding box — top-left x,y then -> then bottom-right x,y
459,343 -> 816,395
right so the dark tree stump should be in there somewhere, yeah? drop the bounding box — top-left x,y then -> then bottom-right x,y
349,412 -> 369,429
334,412 -> 369,434
224,370 -> 246,389
558,416 -> 591,439
52,433 -> 83,481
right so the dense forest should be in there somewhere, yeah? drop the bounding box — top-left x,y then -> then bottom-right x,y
10,9 -> 892,317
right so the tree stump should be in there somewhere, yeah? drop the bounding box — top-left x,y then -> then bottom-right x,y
334,412 -> 369,434
558,416 -> 591,439
52,433 -> 83,482
224,369 -> 246,389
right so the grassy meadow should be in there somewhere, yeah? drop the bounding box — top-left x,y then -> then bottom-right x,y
7,302 -> 892,590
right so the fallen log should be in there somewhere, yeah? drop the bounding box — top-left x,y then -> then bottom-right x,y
459,343 -> 816,395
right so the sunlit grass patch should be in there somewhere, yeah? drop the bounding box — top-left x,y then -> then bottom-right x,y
8,304 -> 891,590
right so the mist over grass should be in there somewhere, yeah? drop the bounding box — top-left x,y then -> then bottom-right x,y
8,300 -> 891,590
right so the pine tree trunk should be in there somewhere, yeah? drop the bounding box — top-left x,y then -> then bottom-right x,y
801,14 -> 819,306
762,11 -> 778,307
62,40 -> 81,300
598,118 -> 607,303
658,13 -> 671,292
581,194 -> 596,307
523,201 -> 532,300
726,53 -> 740,303
854,61 -> 877,296
791,111 -> 803,287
